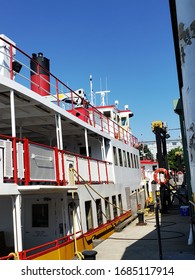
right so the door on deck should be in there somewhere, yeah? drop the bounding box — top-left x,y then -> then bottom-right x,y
23,197 -> 56,249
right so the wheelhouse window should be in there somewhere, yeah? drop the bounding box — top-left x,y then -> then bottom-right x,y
85,201 -> 93,230
96,199 -> 103,226
32,204 -> 49,227
121,117 -> 127,126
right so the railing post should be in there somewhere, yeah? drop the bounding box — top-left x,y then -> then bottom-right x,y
97,161 -> 100,183
56,79 -> 60,107
76,155 -> 80,184
37,63 -> 40,95
9,44 -> 13,80
61,150 -> 66,185
71,91 -> 74,110
107,118 -> 110,134
23,138 -> 30,185
12,137 -> 18,184
93,109 -> 96,127
54,147 -> 60,186
105,162 -> 109,184
88,158 -> 91,183
100,114 -> 103,131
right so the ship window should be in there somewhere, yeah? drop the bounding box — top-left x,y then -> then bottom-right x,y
121,117 -> 127,126
134,154 -> 137,168
118,148 -> 123,166
80,147 -> 91,157
113,146 -> 118,165
112,195 -> 118,218
118,194 -> 123,215
96,199 -> 103,226
103,111 -> 111,118
123,150 -> 127,167
104,197 -> 111,221
32,204 -> 49,227
131,153 -> 134,168
136,155 -> 139,168
127,152 -> 131,168
152,165 -> 157,171
85,201 -> 93,230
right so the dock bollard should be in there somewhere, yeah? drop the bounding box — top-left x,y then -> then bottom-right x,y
82,250 -> 97,260
148,203 -> 155,212
136,211 -> 147,226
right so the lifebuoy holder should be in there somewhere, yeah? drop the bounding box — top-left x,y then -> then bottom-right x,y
153,168 -> 170,185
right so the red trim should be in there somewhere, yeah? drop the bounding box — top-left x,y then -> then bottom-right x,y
12,137 -> 18,184
140,160 -> 158,165
0,36 -> 138,149
54,147 -> 60,185
0,212 -> 131,260
23,138 -> 30,185
61,150 -> 66,185
0,134 -> 113,186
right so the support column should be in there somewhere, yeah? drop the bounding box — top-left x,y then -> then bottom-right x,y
101,137 -> 106,161
15,195 -> 23,251
10,90 -> 16,137
84,128 -> 89,157
55,114 -> 63,150
11,195 -> 23,252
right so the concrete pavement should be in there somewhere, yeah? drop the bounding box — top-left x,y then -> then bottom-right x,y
94,206 -> 195,260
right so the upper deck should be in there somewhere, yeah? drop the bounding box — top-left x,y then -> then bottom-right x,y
0,34 -> 138,147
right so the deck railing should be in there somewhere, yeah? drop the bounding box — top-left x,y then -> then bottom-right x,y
0,134 -> 114,186
0,35 -> 138,147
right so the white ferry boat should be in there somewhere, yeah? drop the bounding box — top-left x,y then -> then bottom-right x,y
0,34 -> 147,260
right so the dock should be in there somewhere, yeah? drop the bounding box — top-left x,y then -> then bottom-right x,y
94,206 -> 195,260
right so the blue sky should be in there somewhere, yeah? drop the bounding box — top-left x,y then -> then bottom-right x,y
2,0 -> 181,141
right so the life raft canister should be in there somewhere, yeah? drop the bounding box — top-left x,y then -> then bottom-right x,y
153,168 -> 170,185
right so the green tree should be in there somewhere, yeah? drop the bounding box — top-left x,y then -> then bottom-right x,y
167,147 -> 184,170
138,144 -> 154,160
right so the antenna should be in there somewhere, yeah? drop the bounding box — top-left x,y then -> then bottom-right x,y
96,77 -> 110,106
89,75 -> 95,105
96,90 -> 110,106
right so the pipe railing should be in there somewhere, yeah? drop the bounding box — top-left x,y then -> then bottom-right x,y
0,134 -> 114,186
0,36 -> 138,147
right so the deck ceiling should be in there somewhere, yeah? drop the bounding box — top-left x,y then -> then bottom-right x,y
0,89 -> 98,144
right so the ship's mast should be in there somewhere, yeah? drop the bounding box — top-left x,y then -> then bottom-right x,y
96,90 -> 110,106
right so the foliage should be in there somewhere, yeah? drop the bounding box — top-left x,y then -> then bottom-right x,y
138,144 -> 154,160
167,147 -> 184,170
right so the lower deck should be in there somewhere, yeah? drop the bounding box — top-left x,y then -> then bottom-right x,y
0,182 -> 147,260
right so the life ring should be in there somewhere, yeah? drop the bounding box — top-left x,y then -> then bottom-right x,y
153,168 -> 170,185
